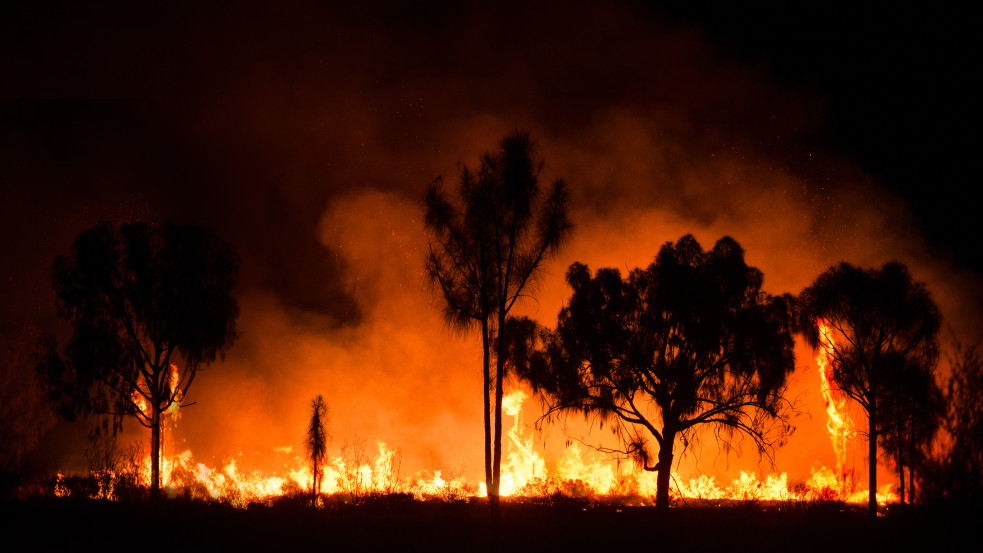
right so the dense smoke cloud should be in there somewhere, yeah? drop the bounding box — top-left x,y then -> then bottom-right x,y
1,1 -> 978,485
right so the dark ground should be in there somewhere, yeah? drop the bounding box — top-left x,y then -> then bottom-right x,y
2,497 -> 976,553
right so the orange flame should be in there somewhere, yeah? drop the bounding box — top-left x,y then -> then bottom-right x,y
816,319 -> 853,495
49,385 -> 899,506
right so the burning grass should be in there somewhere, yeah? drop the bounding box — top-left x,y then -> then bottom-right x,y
20,388 -> 899,509
19,465 -> 889,511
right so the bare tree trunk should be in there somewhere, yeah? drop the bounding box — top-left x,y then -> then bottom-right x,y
151,403 -> 161,500
312,457 -> 319,508
481,318 -> 494,507
908,409 -> 916,503
492,340 -> 505,499
897,401 -> 906,504
655,430 -> 676,509
490,311 -> 506,524
868,393 -> 878,517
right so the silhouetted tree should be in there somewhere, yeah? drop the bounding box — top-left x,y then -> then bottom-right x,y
423,132 -> 571,513
799,262 -> 940,516
36,221 -> 239,498
938,339 -> 983,505
307,394 -> 328,507
875,354 -> 943,504
516,235 -> 797,509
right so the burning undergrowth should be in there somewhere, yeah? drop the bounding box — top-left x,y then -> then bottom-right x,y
22,389 -> 896,509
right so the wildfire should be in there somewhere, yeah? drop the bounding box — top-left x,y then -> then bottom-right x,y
499,390 -> 546,496
47,388 -> 898,507
167,363 -> 182,416
816,319 -> 854,494
129,363 -> 182,420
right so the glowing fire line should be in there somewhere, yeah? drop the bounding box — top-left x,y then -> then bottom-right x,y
48,386 -> 896,507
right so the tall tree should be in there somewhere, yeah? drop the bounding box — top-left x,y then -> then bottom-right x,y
423,132 -> 571,512
875,353 -> 943,504
799,261 -> 940,516
306,394 -> 328,508
36,221 -> 239,498
938,339 -> 983,505
516,235 -> 797,509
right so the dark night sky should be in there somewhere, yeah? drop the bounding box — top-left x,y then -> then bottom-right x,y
3,2 -> 979,289
2,1 -> 981,481
661,3 -> 981,272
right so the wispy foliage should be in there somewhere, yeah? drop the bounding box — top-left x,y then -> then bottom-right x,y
423,132 -> 572,510
799,261 -> 940,515
306,394 -> 328,507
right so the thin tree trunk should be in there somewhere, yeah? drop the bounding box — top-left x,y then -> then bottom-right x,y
491,310 -> 506,522
151,403 -> 161,499
312,457 -> 319,508
492,336 -> 505,498
868,393 -> 878,517
481,318 -> 493,504
908,409 -> 916,503
655,429 -> 676,509
897,401 -> 905,504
